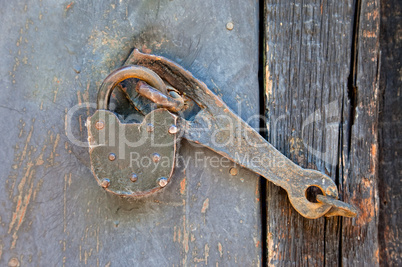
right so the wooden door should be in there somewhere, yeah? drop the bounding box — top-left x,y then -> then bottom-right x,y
0,0 -> 399,266
263,0 -> 399,265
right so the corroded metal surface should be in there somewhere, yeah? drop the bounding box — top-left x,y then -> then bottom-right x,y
91,51 -> 357,219
128,51 -> 357,219
88,109 -> 177,196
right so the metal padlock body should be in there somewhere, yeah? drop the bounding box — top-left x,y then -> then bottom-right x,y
87,108 -> 178,197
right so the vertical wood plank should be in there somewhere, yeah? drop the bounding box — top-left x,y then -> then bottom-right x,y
340,0 -> 380,264
265,0 -> 381,265
264,0 -> 354,264
378,0 -> 402,265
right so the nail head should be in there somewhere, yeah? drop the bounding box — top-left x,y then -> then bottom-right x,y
130,173 -> 138,182
152,153 -> 161,163
229,167 -> 238,176
158,177 -> 168,187
108,153 -> 116,161
168,125 -> 178,134
226,22 -> 234,31
101,178 -> 110,188
95,120 -> 105,130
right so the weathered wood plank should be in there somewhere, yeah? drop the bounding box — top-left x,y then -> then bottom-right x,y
340,0 -> 380,264
378,0 -> 401,265
0,0 -> 262,265
264,0 -> 354,265
264,0 -> 381,265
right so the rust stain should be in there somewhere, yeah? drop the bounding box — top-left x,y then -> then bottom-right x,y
214,98 -> 224,107
7,117 -> 64,251
194,244 -> 209,265
77,91 -> 83,105
267,232 -> 275,264
182,215 -> 189,253
374,247 -> 379,262
79,115 -> 83,133
367,10 -> 379,20
7,119 -> 39,250
363,30 -> 377,38
354,191 -> 375,225
96,226 -> 100,253
201,198 -> 209,213
178,227 -> 182,242
265,65 -> 273,102
32,178 -> 43,201
18,121 -> 25,138
180,177 -> 186,195
63,174 -> 68,233
8,162 -> 35,249
218,242 -> 223,257
141,45 -> 152,54
18,121 -> 34,168
65,1 -> 74,11
47,133 -> 60,167
181,185 -> 189,266
370,143 -> 377,173
35,143 -> 46,166
53,77 -> 60,103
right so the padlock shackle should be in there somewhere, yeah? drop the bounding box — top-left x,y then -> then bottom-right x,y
97,65 -> 168,110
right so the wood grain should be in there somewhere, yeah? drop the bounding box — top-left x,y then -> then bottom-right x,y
264,0 -> 381,265
378,0 -> 402,265
340,0 -> 380,264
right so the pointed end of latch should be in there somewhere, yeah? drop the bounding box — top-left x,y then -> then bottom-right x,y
316,194 -> 358,218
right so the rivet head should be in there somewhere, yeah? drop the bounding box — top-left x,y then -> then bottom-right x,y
229,167 -> 238,176
226,22 -> 234,31
152,153 -> 161,163
8,258 -> 19,267
95,120 -> 105,130
100,178 -> 110,188
168,125 -> 178,134
158,177 -> 168,187
108,153 -> 116,161
130,173 -> 138,182
147,123 -> 154,132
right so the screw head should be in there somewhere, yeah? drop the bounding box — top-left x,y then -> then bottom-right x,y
147,123 -> 154,132
100,178 -> 110,188
95,120 -> 105,130
168,125 -> 179,134
152,153 -> 161,163
158,177 -> 168,187
229,167 -> 238,176
8,258 -> 19,267
130,173 -> 138,182
226,22 -> 234,31
108,153 -> 116,161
